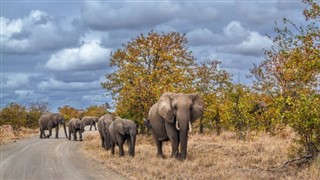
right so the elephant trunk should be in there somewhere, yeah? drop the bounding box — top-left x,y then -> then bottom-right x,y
179,127 -> 188,160
177,110 -> 190,160
130,134 -> 136,156
63,122 -> 68,139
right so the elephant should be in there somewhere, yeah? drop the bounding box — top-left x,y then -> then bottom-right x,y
147,92 -> 204,160
67,118 -> 85,141
109,118 -> 137,157
81,116 -> 99,131
39,113 -> 68,139
97,114 -> 114,150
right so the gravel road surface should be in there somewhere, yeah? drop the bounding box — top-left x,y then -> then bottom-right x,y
0,129 -> 125,180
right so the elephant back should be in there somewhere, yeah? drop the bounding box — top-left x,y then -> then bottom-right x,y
39,113 -> 53,123
68,118 -> 78,127
98,114 -> 114,132
82,116 -> 98,125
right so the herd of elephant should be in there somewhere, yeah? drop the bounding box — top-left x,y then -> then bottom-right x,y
38,92 -> 204,160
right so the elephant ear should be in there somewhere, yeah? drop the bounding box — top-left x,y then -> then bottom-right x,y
158,93 -> 175,124
122,120 -> 135,134
76,120 -> 81,128
189,93 -> 204,123
114,120 -> 125,135
50,114 -> 59,124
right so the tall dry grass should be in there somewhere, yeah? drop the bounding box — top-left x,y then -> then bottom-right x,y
82,129 -> 320,180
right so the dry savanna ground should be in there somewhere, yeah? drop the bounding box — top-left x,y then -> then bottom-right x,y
0,125 -> 38,145
82,128 -> 320,180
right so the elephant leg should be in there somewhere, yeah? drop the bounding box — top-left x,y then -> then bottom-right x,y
68,131 -> 71,140
127,138 -> 134,156
165,123 -> 179,158
55,126 -> 59,139
104,133 -> 111,150
74,131 -> 77,141
47,128 -> 52,138
39,128 -> 44,138
43,130 -> 47,138
100,133 -> 105,148
79,131 -> 83,141
168,135 -> 179,158
116,134 -> 124,156
152,132 -> 164,158
89,124 -> 92,131
94,124 -> 97,131
111,142 -> 115,155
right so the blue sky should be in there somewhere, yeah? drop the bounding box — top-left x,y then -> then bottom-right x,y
1,0 -> 305,111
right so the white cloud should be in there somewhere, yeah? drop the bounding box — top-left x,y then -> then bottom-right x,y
15,90 -> 34,97
82,1 -> 178,30
45,39 -> 110,71
236,1 -> 278,25
0,17 -> 22,38
38,77 -> 102,91
2,73 -> 33,89
223,21 -> 250,38
82,94 -> 107,104
187,28 -> 217,46
82,1 -> 219,30
187,21 -> 252,47
38,75 -> 105,91
1,9 -> 79,54
218,32 -> 272,56
235,32 -> 272,53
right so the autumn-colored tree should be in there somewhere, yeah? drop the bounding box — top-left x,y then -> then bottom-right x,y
102,31 -> 196,129
27,102 -> 50,128
83,104 -> 109,117
193,60 -> 232,134
58,105 -> 81,121
0,103 -> 28,131
251,0 -> 320,155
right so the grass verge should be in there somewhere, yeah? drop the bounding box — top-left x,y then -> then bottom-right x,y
81,129 -> 320,179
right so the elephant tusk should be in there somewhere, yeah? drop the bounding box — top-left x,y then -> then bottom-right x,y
189,121 -> 192,132
175,120 -> 180,131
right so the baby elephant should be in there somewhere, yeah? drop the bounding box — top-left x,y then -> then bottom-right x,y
68,118 -> 85,141
109,118 -> 137,156
82,116 -> 99,131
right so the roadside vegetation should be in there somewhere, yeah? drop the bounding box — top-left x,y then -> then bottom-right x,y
82,129 -> 320,179
0,103 -> 109,144
1,0 -> 319,178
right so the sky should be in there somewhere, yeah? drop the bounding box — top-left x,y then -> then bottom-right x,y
1,0 -> 305,112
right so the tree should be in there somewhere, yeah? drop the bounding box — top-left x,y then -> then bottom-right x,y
102,31 -> 196,129
58,105 -> 81,121
83,105 -> 109,117
27,102 -> 50,128
251,0 -> 320,156
0,103 -> 28,131
193,60 -> 232,134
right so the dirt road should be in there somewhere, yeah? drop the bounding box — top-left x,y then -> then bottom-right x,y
0,129 -> 125,180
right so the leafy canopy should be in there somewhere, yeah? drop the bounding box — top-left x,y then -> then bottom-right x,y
102,31 -> 196,126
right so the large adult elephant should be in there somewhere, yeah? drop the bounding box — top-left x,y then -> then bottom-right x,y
148,93 -> 204,160
97,114 -> 114,150
81,116 -> 99,131
68,118 -> 85,141
39,113 -> 68,139
109,118 -> 137,157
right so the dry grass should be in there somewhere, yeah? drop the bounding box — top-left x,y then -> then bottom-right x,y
81,129 -> 320,180
0,125 -> 38,145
